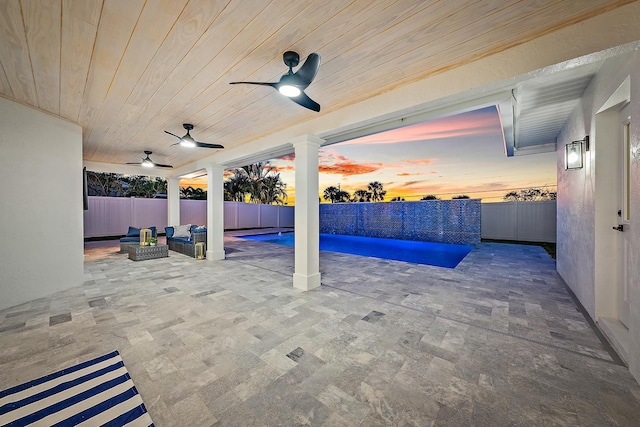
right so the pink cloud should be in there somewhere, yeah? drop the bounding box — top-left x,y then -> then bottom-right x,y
397,172 -> 424,177
277,153 -> 296,162
401,159 -> 435,165
314,147 -> 383,176
339,107 -> 501,146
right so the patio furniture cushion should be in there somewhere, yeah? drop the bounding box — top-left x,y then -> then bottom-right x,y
173,224 -> 191,238
126,226 -> 157,237
120,236 -> 139,243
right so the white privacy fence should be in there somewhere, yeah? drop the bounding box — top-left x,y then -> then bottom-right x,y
83,197 -> 294,237
85,196 -> 556,243
481,200 -> 556,243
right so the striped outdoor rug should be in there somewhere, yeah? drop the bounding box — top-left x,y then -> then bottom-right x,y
0,351 -> 153,426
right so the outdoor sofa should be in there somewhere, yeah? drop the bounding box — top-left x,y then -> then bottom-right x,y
119,226 -> 157,253
165,224 -> 207,258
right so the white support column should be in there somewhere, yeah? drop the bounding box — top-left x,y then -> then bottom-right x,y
292,135 -> 324,291
206,164 -> 225,260
167,178 -> 180,226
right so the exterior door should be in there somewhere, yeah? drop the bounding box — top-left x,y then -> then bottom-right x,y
617,103 -> 631,327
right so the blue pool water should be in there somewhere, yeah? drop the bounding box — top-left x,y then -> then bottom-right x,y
239,232 -> 473,268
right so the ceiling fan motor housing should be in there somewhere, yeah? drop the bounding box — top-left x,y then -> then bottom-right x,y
283,51 -> 299,68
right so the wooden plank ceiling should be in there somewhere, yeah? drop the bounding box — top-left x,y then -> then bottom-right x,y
0,0 -> 633,169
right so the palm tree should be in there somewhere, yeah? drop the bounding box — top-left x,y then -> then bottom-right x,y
224,173 -> 250,202
225,162 -> 288,204
260,175 -> 288,205
368,181 -> 386,202
421,195 -> 440,200
323,186 -> 339,203
181,186 -> 208,200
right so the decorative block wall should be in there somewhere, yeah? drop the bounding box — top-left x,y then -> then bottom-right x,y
319,199 -> 481,245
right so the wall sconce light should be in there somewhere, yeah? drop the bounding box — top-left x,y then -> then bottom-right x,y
565,136 -> 589,170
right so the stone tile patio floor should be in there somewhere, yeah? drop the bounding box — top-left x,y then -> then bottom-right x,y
1,231 -> 639,426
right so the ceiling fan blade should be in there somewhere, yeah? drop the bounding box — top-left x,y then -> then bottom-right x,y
290,91 -> 320,112
293,53 -> 320,87
153,163 -> 173,168
229,81 -> 277,88
164,130 -> 182,139
194,141 -> 225,149
126,162 -> 142,165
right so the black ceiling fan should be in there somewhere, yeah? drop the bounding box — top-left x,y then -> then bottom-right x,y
126,151 -> 173,168
164,123 -> 224,149
230,51 -> 321,112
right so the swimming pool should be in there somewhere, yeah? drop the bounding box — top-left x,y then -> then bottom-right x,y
238,232 -> 473,268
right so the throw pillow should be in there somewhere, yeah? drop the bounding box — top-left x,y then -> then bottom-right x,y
173,224 -> 191,238
126,226 -> 140,237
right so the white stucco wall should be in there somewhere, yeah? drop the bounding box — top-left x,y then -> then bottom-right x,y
557,50 -> 640,381
0,97 -> 84,311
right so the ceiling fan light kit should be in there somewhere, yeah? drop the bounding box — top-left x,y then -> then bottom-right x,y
279,84 -> 300,97
230,50 -> 321,112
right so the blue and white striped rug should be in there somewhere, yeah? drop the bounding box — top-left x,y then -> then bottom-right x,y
0,351 -> 153,426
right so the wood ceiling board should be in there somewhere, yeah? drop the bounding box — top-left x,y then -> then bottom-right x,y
86,0 -> 189,155
0,0 -> 635,170
79,0 -> 145,158
297,1 -> 526,108
22,0 -> 61,114
424,0 -> 638,68
333,0 -> 556,80
0,66 -> 11,97
301,2 -> 448,86
206,0 -> 355,86
162,0 -> 316,120
59,0 -> 102,122
97,0 -> 231,150
278,1 -> 404,60
336,0 -> 621,106
119,0 -> 322,163
104,0 -> 270,160
0,0 -> 38,104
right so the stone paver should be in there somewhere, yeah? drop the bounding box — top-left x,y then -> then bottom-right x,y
0,234 -> 639,426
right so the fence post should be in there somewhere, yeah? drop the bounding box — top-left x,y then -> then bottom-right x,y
514,199 -> 518,241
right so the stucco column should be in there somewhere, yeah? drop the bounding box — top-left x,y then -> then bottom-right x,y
292,135 -> 324,291
206,164 -> 225,260
167,178 -> 180,226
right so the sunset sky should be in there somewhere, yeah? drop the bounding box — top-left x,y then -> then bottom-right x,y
182,106 -> 558,204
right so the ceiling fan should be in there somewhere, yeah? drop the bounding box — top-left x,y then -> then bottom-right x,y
230,51 -> 321,112
127,151 -> 173,168
164,123 -> 224,149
